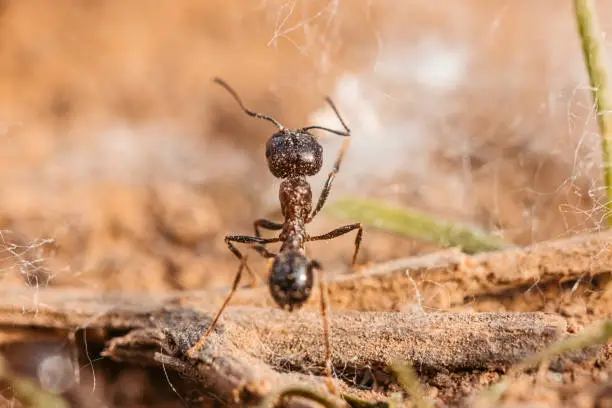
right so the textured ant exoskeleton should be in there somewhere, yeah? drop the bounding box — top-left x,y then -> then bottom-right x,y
187,78 -> 363,392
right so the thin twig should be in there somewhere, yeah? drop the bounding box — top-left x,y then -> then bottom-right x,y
474,319 -> 612,407
256,385 -> 347,408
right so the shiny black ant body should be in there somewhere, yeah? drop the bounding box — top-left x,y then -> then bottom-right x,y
187,78 -> 363,390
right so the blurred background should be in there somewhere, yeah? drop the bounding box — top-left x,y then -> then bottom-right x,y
0,0 -> 610,294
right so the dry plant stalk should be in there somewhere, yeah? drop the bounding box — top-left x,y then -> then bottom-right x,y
173,230 -> 611,312
322,230 -> 612,311
0,287 -> 567,407
574,0 -> 612,226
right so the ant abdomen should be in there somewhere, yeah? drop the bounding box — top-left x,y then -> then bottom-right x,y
266,132 -> 323,178
268,250 -> 314,311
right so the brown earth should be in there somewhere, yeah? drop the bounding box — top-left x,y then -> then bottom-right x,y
0,0 -> 610,407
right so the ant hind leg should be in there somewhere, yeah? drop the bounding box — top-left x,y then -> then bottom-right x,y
226,234 -> 280,287
252,219 -> 282,264
310,260 -> 337,395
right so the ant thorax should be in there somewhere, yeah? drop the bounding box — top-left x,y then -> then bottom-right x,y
278,178 -> 312,252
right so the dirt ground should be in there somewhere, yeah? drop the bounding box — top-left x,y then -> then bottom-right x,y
0,1 -> 611,407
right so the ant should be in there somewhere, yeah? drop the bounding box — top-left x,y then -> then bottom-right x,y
187,78 -> 363,392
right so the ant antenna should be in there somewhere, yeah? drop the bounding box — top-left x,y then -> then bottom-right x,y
213,77 -> 285,131
302,96 -> 351,137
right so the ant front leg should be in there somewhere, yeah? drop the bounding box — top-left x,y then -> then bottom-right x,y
226,235 -> 280,286
309,223 -> 363,268
186,234 -> 281,359
254,219 -> 283,238
252,219 -> 283,259
308,137 -> 351,222
187,258 -> 248,358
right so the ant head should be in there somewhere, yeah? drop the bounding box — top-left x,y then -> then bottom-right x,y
268,251 -> 314,311
265,130 -> 323,179
212,77 -> 350,179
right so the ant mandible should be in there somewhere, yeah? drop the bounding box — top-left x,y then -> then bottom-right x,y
187,78 -> 363,392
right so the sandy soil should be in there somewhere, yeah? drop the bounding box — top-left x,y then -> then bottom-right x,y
0,1 -> 610,407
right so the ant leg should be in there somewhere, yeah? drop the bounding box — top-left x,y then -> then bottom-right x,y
252,219 -> 283,259
307,137 -> 351,222
309,223 -> 363,267
226,235 -> 280,286
187,235 -> 281,358
187,259 -> 247,358
310,260 -> 337,395
254,219 -> 283,238
226,234 -> 280,251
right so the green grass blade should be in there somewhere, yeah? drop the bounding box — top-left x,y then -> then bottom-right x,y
575,0 -> 612,226
325,198 -> 510,254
